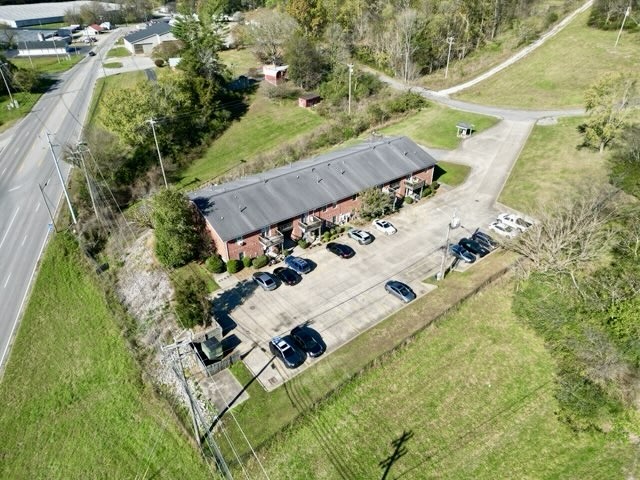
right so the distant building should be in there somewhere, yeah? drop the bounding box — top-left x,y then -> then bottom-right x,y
123,22 -> 176,55
263,64 -> 287,86
0,2 -> 119,28
18,40 -> 69,57
298,93 -> 321,108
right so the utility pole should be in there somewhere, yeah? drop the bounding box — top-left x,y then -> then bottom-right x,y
444,36 -> 455,80
24,41 -> 33,68
46,133 -> 77,225
147,118 -> 168,188
0,63 -> 18,109
38,182 -> 58,233
614,6 -> 631,47
436,210 -> 460,281
74,143 -> 99,219
347,63 -> 354,115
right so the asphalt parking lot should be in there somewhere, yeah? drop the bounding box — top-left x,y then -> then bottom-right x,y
211,118 -> 535,391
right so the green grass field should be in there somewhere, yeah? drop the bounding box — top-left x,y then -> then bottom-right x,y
176,91 -> 326,188
103,61 -> 123,68
11,54 -> 84,74
456,10 -> 640,108
0,91 -> 42,132
219,49 -> 262,77
0,233 -> 212,479
379,103 -> 499,150
499,116 -> 607,214
171,261 -> 219,294
107,47 -> 131,58
239,279 -> 637,478
434,161 -> 471,186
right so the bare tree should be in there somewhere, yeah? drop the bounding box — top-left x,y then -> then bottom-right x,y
509,187 -> 620,292
0,25 -> 17,49
242,8 -> 297,65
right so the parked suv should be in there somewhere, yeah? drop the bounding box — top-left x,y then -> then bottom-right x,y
269,336 -> 305,369
348,228 -> 373,245
284,255 -> 311,274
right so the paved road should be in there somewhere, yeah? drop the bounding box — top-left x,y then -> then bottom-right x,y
0,31 -> 123,371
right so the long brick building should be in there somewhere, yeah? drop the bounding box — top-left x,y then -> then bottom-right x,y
189,136 -> 437,261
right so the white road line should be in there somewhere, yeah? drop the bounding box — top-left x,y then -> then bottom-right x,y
1,167 -> 6,177
0,207 -> 20,250
35,202 -> 41,213
4,272 -> 11,288
8,185 -> 21,192
21,234 -> 28,246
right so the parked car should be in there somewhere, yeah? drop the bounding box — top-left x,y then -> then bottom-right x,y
269,336 -> 305,368
472,230 -> 497,250
273,267 -> 299,286
488,221 -> 518,239
448,243 -> 476,263
253,271 -> 277,291
284,255 -> 311,274
372,219 -> 397,235
347,228 -> 374,245
384,280 -> 416,303
459,237 -> 490,257
326,242 -> 355,258
498,213 -> 533,232
88,50 -> 96,56
291,326 -> 325,358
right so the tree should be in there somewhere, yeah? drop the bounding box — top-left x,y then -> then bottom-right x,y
608,124 -> 640,199
152,189 -> 202,268
285,0 -> 327,36
284,31 -> 326,89
0,25 -> 17,49
358,188 -> 394,220
583,73 -> 638,153
151,40 -> 185,62
242,8 -> 297,64
173,275 -> 209,328
100,82 -> 154,147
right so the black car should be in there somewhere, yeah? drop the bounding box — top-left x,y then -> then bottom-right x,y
448,244 -> 476,263
385,280 -> 416,303
472,230 -> 497,250
326,242 -> 355,259
269,336 -> 305,368
291,326 -> 325,358
459,237 -> 490,257
273,267 -> 299,286
88,50 -> 96,56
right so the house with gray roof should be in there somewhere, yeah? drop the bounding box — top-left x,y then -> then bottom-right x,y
189,136 -> 437,261
18,39 -> 70,57
123,22 -> 176,55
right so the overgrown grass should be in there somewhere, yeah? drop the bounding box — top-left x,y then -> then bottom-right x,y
434,161 -> 471,186
218,251 -> 517,458
176,91 -> 326,189
103,61 -> 123,68
499,116 -> 607,213
107,47 -> 131,58
239,278 -> 637,478
171,261 -> 219,294
88,71 -> 146,127
219,49 -> 261,77
11,54 -> 84,74
455,10 -> 640,108
0,233 -> 212,479
378,103 -> 499,150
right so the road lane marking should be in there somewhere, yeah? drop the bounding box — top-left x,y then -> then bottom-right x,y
4,272 -> 11,288
1,167 -> 6,177
21,234 -> 28,246
0,207 -> 20,250
8,185 -> 21,192
35,202 -> 41,212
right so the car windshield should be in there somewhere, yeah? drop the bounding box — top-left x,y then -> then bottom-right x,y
281,344 -> 297,361
265,278 -> 274,286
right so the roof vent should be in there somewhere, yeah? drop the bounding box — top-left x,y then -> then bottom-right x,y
240,206 -> 247,213
296,175 -> 300,179
341,169 -> 345,174
311,167 -> 315,172
403,151 -> 408,156
220,216 -> 224,220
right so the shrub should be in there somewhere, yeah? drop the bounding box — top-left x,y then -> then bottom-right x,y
242,256 -> 253,268
226,259 -> 243,274
252,255 -> 269,268
298,239 -> 309,249
421,185 -> 433,198
154,58 -> 165,67
173,275 -> 209,329
205,255 -> 226,274
432,181 -> 440,190
404,196 -> 413,204
322,232 -> 331,242
264,83 -> 300,100
385,92 -> 427,114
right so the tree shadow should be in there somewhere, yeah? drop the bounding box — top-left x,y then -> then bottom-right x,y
211,279 -> 257,335
379,430 -> 414,480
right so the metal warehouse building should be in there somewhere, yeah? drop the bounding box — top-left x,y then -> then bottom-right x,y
0,1 -> 118,28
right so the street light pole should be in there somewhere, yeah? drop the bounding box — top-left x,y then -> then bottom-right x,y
614,6 -> 631,47
445,36 -> 455,80
46,133 -> 77,225
74,143 -> 99,219
38,182 -> 58,233
147,118 -> 168,188
347,63 -> 354,115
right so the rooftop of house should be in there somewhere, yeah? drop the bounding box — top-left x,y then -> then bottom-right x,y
124,22 -> 171,43
189,136 -> 437,241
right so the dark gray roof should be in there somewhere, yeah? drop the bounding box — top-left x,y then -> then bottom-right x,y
124,22 -> 171,43
20,40 -> 69,49
189,136 -> 436,241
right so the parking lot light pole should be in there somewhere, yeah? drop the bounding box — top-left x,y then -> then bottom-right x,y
436,210 -> 460,281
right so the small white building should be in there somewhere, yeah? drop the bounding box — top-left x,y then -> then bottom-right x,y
18,40 -> 69,57
123,22 -> 175,55
83,24 -> 103,37
100,21 -> 112,30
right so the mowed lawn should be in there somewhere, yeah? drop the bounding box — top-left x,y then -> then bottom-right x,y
499,116 -> 607,214
176,91 -> 326,188
0,234 -> 211,479
379,103 -> 499,150
456,10 -> 639,108
240,279 -> 636,479
11,54 -> 84,74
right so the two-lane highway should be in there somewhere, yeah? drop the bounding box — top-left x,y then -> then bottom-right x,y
0,31 -> 123,372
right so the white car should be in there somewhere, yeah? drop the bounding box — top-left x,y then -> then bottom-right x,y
372,219 -> 397,235
488,221 -> 518,239
497,213 -> 533,232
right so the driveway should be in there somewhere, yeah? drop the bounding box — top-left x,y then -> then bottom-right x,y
213,118 -> 533,391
